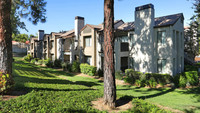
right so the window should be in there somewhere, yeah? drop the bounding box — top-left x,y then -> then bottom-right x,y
157,59 -> 166,73
121,57 -> 128,72
84,36 -> 91,47
157,31 -> 166,45
85,56 -> 92,65
121,42 -> 129,52
51,40 -> 54,49
44,41 -> 47,49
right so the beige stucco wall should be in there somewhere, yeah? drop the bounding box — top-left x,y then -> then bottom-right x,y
80,26 -> 97,66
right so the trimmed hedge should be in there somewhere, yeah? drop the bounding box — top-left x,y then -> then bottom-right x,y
44,59 -> 54,67
23,54 -> 33,62
173,71 -> 199,88
71,61 -> 80,72
123,69 -> 173,87
124,69 -> 143,84
54,59 -> 61,68
80,63 -> 96,76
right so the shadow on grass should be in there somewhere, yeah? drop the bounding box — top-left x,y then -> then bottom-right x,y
177,87 -> 200,102
11,60 -> 100,95
116,95 -> 133,107
117,88 -> 175,99
13,60 -> 75,78
115,88 -> 175,108
184,106 -> 200,113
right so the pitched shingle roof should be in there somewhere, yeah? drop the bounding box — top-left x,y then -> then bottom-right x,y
116,13 -> 183,31
154,13 -> 183,27
117,22 -> 135,31
60,29 -> 75,38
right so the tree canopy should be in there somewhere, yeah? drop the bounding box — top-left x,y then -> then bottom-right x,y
11,0 -> 47,34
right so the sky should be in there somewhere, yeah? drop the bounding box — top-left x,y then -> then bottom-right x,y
20,0 -> 195,35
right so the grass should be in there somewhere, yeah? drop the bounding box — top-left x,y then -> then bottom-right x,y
0,58 -> 200,112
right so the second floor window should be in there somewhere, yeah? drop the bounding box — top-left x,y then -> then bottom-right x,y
84,36 -> 91,47
157,31 -> 166,45
121,42 -> 129,52
51,41 -> 54,49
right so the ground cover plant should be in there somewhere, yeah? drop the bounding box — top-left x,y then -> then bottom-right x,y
0,58 -> 199,112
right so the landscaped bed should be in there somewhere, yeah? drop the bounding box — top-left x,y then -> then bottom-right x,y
0,57 -> 200,112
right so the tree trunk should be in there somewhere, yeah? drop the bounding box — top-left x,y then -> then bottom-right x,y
103,0 -> 116,108
0,0 -> 13,84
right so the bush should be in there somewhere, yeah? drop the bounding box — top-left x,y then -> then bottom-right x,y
71,61 -> 80,72
80,63 -> 97,76
34,58 -> 40,62
123,69 -> 173,87
30,59 -> 36,64
124,69 -> 142,84
179,74 -> 187,88
185,71 -> 199,86
97,69 -> 103,77
45,59 -> 54,68
23,54 -> 33,62
148,77 -> 157,88
61,62 -> 69,71
173,71 -> 199,88
38,60 -> 43,65
54,59 -> 61,68
115,71 -> 124,80
185,65 -> 198,71
0,72 -> 12,94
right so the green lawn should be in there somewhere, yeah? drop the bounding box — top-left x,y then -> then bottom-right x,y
0,58 -> 200,113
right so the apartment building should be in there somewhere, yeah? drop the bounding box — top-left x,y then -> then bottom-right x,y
79,4 -> 184,76
29,3 -> 184,76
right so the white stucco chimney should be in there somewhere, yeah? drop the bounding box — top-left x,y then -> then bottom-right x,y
133,4 -> 155,73
75,16 -> 84,48
38,30 -> 44,41
135,4 -> 154,33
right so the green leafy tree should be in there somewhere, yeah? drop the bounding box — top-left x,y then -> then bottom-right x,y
12,34 -> 29,43
0,0 -> 47,90
185,0 -> 200,59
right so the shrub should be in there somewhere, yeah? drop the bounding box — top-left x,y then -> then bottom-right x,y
54,59 -> 61,68
185,71 -> 199,86
0,72 -> 12,94
173,71 -> 199,88
185,65 -> 198,71
45,59 -> 54,68
71,61 -> 80,72
38,60 -> 43,65
80,63 -> 97,76
34,58 -> 40,62
61,62 -> 68,71
30,59 -> 36,64
23,54 -> 33,62
148,77 -> 157,88
145,73 -> 172,87
115,70 -> 124,80
179,74 -> 187,88
97,69 -> 103,77
124,69 -> 142,84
